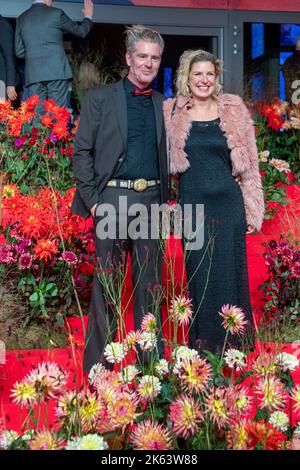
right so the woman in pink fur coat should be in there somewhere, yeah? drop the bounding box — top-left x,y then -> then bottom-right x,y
164,49 -> 264,353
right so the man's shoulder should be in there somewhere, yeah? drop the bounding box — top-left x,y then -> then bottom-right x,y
17,6 -> 38,21
153,89 -> 165,101
85,82 -> 120,101
17,7 -> 30,21
18,5 -> 60,21
93,81 -> 121,94
51,6 -> 66,16
33,5 -> 62,17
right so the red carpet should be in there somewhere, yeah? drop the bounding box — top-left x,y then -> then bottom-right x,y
1,186 -> 299,431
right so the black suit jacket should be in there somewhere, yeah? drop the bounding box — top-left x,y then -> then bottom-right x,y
0,15 -> 17,86
71,79 -> 168,218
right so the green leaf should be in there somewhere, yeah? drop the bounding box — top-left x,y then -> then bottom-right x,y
152,406 -> 165,420
20,182 -> 28,194
254,407 -> 269,422
50,287 -> 58,296
270,192 -> 284,203
45,282 -> 56,292
160,382 -> 174,402
203,350 -> 221,371
8,437 -> 30,450
16,159 -> 25,173
234,369 -> 254,384
278,371 -> 294,391
22,315 -> 31,328
40,304 -> 49,317
29,292 -> 38,302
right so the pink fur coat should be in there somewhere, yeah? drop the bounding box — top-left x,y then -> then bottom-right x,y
163,93 -> 265,231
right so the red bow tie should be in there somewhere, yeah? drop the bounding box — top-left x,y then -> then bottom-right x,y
132,88 -> 153,97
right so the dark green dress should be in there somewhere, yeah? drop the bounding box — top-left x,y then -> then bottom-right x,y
179,118 -> 252,353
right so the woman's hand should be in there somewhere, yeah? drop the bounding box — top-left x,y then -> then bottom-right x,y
90,203 -> 97,218
235,175 -> 242,186
246,225 -> 255,234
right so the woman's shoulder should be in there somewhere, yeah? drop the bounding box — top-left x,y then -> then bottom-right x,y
163,97 -> 176,110
163,94 -> 191,115
218,93 -> 245,107
163,97 -> 178,121
218,94 -> 251,121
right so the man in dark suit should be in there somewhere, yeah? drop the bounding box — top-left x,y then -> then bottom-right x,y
0,15 -> 18,101
71,25 -> 168,372
15,0 -> 93,107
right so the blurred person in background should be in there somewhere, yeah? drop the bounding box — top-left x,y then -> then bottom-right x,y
0,15 -> 18,101
15,0 -> 93,108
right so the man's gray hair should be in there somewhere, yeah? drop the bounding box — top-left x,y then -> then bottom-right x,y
125,25 -> 164,54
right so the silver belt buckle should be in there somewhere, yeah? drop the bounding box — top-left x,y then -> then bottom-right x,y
133,178 -> 148,191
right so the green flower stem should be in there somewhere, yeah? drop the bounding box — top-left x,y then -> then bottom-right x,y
220,330 -> 229,367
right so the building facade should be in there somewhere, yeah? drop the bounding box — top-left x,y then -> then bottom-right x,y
1,0 -> 299,99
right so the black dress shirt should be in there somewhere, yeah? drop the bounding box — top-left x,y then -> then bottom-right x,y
114,77 -> 159,180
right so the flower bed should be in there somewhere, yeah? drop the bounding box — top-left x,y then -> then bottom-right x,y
1,96 -> 300,450
2,309 -> 300,450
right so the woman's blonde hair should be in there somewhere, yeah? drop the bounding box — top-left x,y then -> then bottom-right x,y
175,49 -> 223,97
